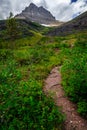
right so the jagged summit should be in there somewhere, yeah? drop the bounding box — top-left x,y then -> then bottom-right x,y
29,3 -> 37,7
15,3 -> 57,25
23,3 -> 38,12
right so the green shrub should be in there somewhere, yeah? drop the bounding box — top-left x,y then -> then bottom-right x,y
75,37 -> 87,48
0,60 -> 64,130
61,43 -> 87,116
78,101 -> 87,118
0,50 -> 13,61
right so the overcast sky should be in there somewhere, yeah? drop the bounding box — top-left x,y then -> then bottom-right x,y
0,0 -> 87,21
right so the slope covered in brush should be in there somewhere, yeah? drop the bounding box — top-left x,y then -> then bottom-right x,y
47,11 -> 87,36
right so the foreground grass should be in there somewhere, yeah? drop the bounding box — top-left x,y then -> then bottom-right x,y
0,33 -> 66,130
0,31 -> 87,129
61,32 -> 87,118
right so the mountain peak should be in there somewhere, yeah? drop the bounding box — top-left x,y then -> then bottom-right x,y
29,3 -> 38,9
30,3 -> 36,6
16,3 -> 57,25
22,3 -> 38,13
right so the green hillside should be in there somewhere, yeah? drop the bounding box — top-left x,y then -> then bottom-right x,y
0,18 -> 87,129
0,19 -> 50,41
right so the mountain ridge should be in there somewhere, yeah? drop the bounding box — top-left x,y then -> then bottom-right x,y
15,3 -> 58,25
47,11 -> 87,36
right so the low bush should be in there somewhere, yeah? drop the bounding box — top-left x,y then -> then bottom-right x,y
61,38 -> 87,117
0,60 -> 64,130
78,101 -> 87,118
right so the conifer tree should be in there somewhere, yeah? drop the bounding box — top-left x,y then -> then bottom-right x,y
6,12 -> 20,40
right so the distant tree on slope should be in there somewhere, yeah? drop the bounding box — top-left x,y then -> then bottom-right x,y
6,12 -> 20,40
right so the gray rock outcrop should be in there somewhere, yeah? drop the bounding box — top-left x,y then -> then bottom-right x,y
16,3 -> 56,24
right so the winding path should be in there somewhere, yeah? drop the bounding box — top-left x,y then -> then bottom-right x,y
44,67 -> 87,130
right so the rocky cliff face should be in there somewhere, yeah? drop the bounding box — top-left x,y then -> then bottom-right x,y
16,3 -> 56,25
47,11 -> 87,36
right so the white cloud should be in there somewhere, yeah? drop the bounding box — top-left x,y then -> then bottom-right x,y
0,0 -> 87,21
43,0 -> 87,21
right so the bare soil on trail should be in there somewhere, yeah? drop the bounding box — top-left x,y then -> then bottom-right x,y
44,67 -> 87,130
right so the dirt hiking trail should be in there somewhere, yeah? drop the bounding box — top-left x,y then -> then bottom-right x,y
44,67 -> 87,130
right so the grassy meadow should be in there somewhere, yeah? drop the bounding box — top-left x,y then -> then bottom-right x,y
0,21 -> 87,129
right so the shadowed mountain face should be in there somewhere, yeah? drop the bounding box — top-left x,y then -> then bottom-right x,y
47,11 -> 87,36
15,3 -> 56,25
